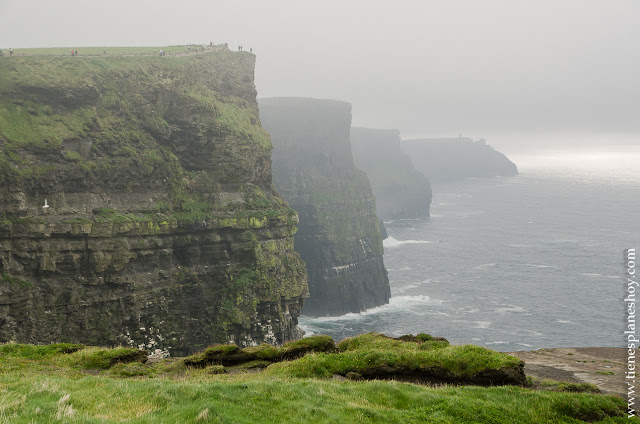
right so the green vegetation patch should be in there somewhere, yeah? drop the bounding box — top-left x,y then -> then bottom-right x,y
184,335 -> 336,367
107,362 -> 156,378
64,346 -> 148,369
0,272 -> 34,288
266,333 -> 524,385
0,342 -> 86,359
530,378 -> 602,394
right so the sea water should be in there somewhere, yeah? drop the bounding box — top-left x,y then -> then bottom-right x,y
299,146 -> 639,351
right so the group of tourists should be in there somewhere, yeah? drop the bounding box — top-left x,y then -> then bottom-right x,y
70,49 -> 78,56
0,48 -> 13,56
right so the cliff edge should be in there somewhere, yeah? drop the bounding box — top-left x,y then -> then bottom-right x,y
0,49 -> 308,355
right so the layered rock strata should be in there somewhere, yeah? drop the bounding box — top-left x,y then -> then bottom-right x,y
0,49 -> 308,355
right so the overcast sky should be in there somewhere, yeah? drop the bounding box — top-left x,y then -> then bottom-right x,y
1,0 -> 638,151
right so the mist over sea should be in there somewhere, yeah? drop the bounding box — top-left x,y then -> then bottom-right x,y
300,145 -> 639,351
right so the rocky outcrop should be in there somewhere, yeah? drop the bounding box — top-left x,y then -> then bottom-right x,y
402,137 -> 518,181
0,49 -> 308,356
350,127 -> 431,220
259,98 -> 390,317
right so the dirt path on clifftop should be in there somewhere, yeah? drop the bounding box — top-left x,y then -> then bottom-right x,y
509,347 -> 626,398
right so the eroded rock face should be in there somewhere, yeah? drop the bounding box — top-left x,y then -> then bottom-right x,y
259,98 -> 390,317
402,137 -> 518,182
350,127 -> 431,220
0,50 -> 308,356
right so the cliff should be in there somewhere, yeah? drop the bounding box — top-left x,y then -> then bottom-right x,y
350,127 -> 431,220
0,49 -> 308,355
402,138 -> 518,181
259,98 -> 390,316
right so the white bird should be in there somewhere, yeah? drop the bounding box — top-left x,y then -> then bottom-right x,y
42,199 -> 49,209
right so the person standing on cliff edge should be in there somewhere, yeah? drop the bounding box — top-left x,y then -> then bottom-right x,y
9,48 -> 13,56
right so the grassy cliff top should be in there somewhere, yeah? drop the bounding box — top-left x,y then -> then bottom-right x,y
1,45 -> 231,56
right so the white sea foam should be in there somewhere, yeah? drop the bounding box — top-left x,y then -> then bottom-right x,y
298,324 -> 316,336
474,321 -> 491,329
495,305 -> 526,314
301,295 -> 442,322
523,264 -> 558,269
383,236 -> 432,248
393,279 -> 432,295
473,263 -> 496,270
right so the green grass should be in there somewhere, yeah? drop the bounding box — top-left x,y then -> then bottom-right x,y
61,347 -> 147,369
0,342 -> 85,359
530,378 -> 602,394
265,333 -> 518,380
0,341 -> 632,423
184,335 -> 336,367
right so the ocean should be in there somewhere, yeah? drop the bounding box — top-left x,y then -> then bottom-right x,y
299,146 -> 640,351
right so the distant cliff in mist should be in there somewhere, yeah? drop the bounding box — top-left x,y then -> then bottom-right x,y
351,127 -> 431,220
259,97 -> 391,317
402,137 -> 518,182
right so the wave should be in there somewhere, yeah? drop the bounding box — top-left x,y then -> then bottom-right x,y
300,295 -> 442,322
383,236 -> 432,248
473,263 -> 496,270
495,305 -> 526,314
523,263 -> 558,269
392,279 -> 432,295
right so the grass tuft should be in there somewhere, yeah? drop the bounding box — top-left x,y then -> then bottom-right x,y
64,346 -> 147,369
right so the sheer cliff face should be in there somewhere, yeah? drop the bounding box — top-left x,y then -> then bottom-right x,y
0,51 -> 308,355
351,127 -> 431,220
259,98 -> 390,317
402,138 -> 518,182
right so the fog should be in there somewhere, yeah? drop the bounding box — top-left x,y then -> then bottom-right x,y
1,0 -> 638,153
